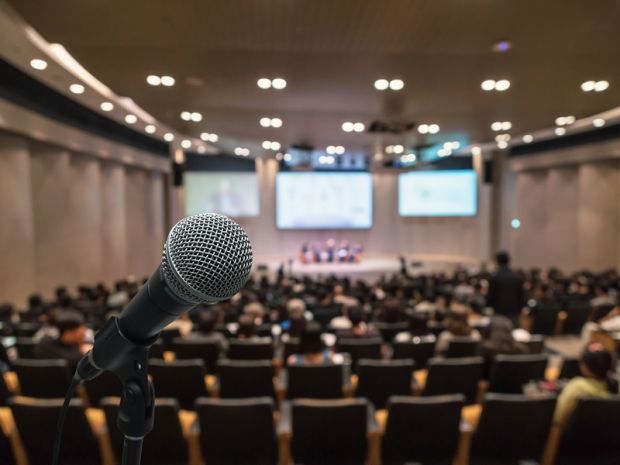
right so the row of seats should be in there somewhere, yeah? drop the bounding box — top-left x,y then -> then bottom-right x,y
2,354 -> 580,410
3,393 -> 620,465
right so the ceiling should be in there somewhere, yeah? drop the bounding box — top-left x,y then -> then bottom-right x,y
7,0 -> 620,155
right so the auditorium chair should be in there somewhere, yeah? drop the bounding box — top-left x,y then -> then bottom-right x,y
445,336 -> 480,358
392,336 -> 436,369
14,338 -> 37,359
282,398 -> 372,465
487,354 -> 549,394
160,328 -> 182,350
0,423 -> 13,465
217,359 -> 275,399
422,357 -> 484,404
470,394 -> 556,465
13,322 -> 41,338
337,337 -> 383,371
531,304 -> 562,335
10,397 -> 101,465
13,358 -> 73,398
375,322 -> 409,342
524,334 -> 545,354
556,397 -> 620,465
228,339 -> 274,360
558,356 -> 581,379
195,397 -> 278,465
0,340 -> 11,368
0,370 -> 12,406
282,338 -> 300,365
171,337 -> 220,373
148,338 -> 165,359
382,395 -> 464,465
355,359 -> 416,409
285,363 -> 346,399
562,301 -> 592,335
101,397 -> 189,465
83,370 -> 121,406
313,306 -> 342,327
149,359 -> 208,410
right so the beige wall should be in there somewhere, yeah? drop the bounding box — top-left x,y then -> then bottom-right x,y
0,131 -> 168,305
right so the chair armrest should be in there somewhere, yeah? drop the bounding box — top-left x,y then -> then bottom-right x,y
277,401 -> 292,437
367,403 -> 378,435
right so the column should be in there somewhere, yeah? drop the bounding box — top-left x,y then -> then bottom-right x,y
101,162 -> 128,285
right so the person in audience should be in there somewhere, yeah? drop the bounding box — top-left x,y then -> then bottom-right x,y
487,251 -> 525,323
394,313 -> 431,341
435,305 -> 481,354
288,322 -> 336,364
580,305 -> 620,347
376,297 -> 408,323
554,342 -> 618,427
165,312 -> 193,337
591,284 -> 616,308
34,311 -> 90,369
479,316 -> 528,377
281,298 -> 307,339
336,308 -> 380,339
243,301 -> 265,325
189,310 -> 228,352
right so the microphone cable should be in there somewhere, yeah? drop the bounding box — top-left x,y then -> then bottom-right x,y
51,376 -> 81,465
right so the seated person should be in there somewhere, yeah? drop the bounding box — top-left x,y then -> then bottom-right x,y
236,314 -> 271,342
394,313 -> 431,342
165,312 -> 193,337
281,298 -> 307,340
479,316 -> 528,377
376,297 -> 408,323
435,305 -> 481,355
34,311 -> 90,370
336,308 -> 381,339
243,301 -> 266,325
287,322 -> 337,365
188,310 -> 228,352
581,305 -> 620,347
554,342 -> 618,427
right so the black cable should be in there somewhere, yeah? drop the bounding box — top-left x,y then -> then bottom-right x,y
121,436 -> 144,465
51,377 -> 80,465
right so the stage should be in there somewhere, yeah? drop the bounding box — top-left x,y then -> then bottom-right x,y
255,255 -> 481,281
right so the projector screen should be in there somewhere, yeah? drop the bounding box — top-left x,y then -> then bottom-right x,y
276,172 -> 373,229
399,170 -> 477,217
185,171 -> 260,217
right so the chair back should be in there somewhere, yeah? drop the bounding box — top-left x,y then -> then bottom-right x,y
14,323 -> 41,338
559,356 -> 581,379
392,336 -> 436,368
488,354 -> 549,394
445,337 -> 480,358
337,338 -> 382,371
375,322 -> 408,342
219,359 -> 275,398
149,359 -> 208,409
286,363 -> 344,399
83,370 -> 121,406
531,304 -> 561,335
229,339 -> 274,360
13,359 -> 72,398
172,337 -> 220,373
422,357 -> 484,404
14,338 -> 37,359
356,359 -> 415,409
382,395 -> 464,465
563,301 -> 592,335
524,335 -> 545,354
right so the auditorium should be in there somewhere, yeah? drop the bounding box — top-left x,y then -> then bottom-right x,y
1,1 -> 619,465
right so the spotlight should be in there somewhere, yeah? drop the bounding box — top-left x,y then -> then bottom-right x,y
374,79 -> 389,90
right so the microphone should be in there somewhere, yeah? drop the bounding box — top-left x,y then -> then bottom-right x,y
76,212 -> 253,381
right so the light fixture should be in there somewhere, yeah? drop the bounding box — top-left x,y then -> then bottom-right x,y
581,80 -> 609,92
181,139 -> 192,149
581,81 -> 595,92
594,80 -> 609,92
491,121 -> 512,131
234,147 -> 250,157
497,140 -> 508,149
181,111 -> 191,121
481,79 -> 496,91
197,146 -> 207,154
471,146 -> 482,156
353,122 -> 365,132
417,124 -> 429,134
262,140 -> 271,150
257,78 -> 271,89
593,118 -> 606,128
495,134 -> 511,142
335,146 -> 345,155
146,75 -> 161,86
160,76 -> 175,87
30,59 -> 48,70
326,146 -> 336,155
100,101 -> 114,112
260,117 -> 271,127
481,79 -> 510,91
190,112 -> 202,122
511,218 -> 521,229
374,79 -> 389,90
437,148 -> 451,157
124,114 -> 138,124
495,79 -> 511,91
271,118 -> 283,128
342,122 -> 354,132
201,132 -> 219,143
393,144 -> 404,154
400,153 -> 417,163
69,83 -> 85,94
209,134 -> 219,142
428,124 -> 440,134
283,153 -> 292,162
491,122 -> 503,131
555,115 -> 575,126
492,40 -> 512,53
272,78 -> 287,89
145,124 -> 156,134
522,134 -> 534,143
555,127 -> 566,136
389,79 -> 405,91
275,152 -> 283,161
163,132 -> 175,142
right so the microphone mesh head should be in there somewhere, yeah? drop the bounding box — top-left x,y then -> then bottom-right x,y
161,213 -> 253,304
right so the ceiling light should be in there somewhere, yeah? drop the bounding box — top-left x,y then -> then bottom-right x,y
146,75 -> 161,86
271,118 -> 282,128
69,83 -> 85,94
428,124 -> 440,134
511,218 -> 521,229
283,153 -> 292,162
374,79 -> 389,90
471,146 -> 482,156
124,114 -> 138,124
497,140 -> 508,149
275,152 -> 283,161
393,144 -> 404,154
492,40 -> 512,53
208,134 -> 218,143
145,124 -> 156,134
389,79 -> 405,91
342,122 -> 354,132
502,121 -> 512,130
257,78 -> 271,89
160,76 -> 175,87
260,117 -> 271,127
417,124 -> 429,134
581,81 -> 596,92
565,115 -> 576,124
491,122 -> 503,131
594,80 -> 609,92
326,146 -> 336,155
234,147 -> 249,157
272,78 -> 287,90
495,79 -> 511,91
437,148 -> 451,157
522,134 -> 534,143
181,111 -> 191,121
200,132 -> 209,141
335,146 -> 345,155
555,127 -> 566,136
262,140 -> 272,150
164,133 -> 175,142
271,141 -> 281,151
556,115 -> 575,126
30,59 -> 48,70
481,79 -> 496,91
353,122 -> 365,132
593,118 -> 606,128
385,145 -> 394,154
495,134 -> 511,142
197,146 -> 207,154
181,139 -> 192,149
190,112 -> 202,122
100,101 -> 114,112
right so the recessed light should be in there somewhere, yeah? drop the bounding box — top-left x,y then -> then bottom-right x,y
190,112 -> 202,122
497,140 -> 508,149
272,78 -> 287,90
492,40 -> 512,53
124,114 -> 138,124
181,111 -> 191,121
555,127 -> 566,136
283,153 -> 292,162
271,118 -> 282,128
393,144 -> 404,154
271,141 -> 281,151
417,124 -> 429,134
164,132 -> 175,142
481,79 -> 496,91
342,122 -> 354,132
260,117 -> 271,127
495,134 -> 511,142
581,80 -> 609,92
181,139 -> 192,149
100,101 -> 114,112
208,134 -> 219,143
353,122 -> 365,132
326,146 -> 336,155
522,134 -> 534,143
30,59 -> 48,70
374,79 -> 389,91
491,122 -> 503,131
257,78 -> 271,89
495,79 -> 511,91
160,76 -> 175,87
471,146 -> 482,156
511,218 -> 521,229
145,124 -> 156,134
389,79 -> 404,91
69,83 -> 85,94
593,118 -> 606,128
428,124 -> 440,134
335,146 -> 345,155
262,140 -> 272,150
234,147 -> 250,157
146,75 -> 161,86
594,80 -> 609,92
437,148 -> 451,157
581,81 -> 595,92
555,115 -> 575,126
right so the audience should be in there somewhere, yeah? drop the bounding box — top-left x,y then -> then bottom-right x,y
33,310 -> 90,369
435,305 -> 481,354
287,322 -> 336,365
479,316 -> 528,377
336,308 -> 381,339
